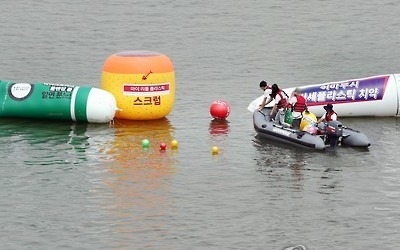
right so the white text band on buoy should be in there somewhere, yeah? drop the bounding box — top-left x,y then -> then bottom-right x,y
248,73 -> 400,117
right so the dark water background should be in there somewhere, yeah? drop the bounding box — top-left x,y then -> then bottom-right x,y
1,1 -> 400,249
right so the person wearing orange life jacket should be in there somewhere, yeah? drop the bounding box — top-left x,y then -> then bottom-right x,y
288,87 -> 307,129
261,83 -> 289,124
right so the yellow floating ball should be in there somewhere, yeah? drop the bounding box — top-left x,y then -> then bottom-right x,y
212,146 -> 219,155
171,139 -> 178,148
101,50 -> 176,120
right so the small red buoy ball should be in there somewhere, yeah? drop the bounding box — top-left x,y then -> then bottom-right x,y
209,100 -> 231,119
159,142 -> 167,150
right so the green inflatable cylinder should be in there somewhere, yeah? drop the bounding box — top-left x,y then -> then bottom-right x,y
0,80 -> 117,123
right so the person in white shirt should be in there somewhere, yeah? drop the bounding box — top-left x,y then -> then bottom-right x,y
258,80 -> 272,110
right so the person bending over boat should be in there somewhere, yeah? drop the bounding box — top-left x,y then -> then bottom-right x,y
258,80 -> 272,109
258,83 -> 289,125
288,87 -> 308,130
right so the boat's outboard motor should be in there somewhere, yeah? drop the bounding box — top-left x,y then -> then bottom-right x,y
325,120 -> 343,147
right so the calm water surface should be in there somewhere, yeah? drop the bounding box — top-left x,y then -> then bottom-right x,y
1,0 -> 400,249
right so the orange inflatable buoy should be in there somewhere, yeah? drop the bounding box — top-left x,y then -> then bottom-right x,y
101,50 -> 176,120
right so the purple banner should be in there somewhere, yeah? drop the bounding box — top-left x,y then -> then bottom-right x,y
300,75 -> 389,106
